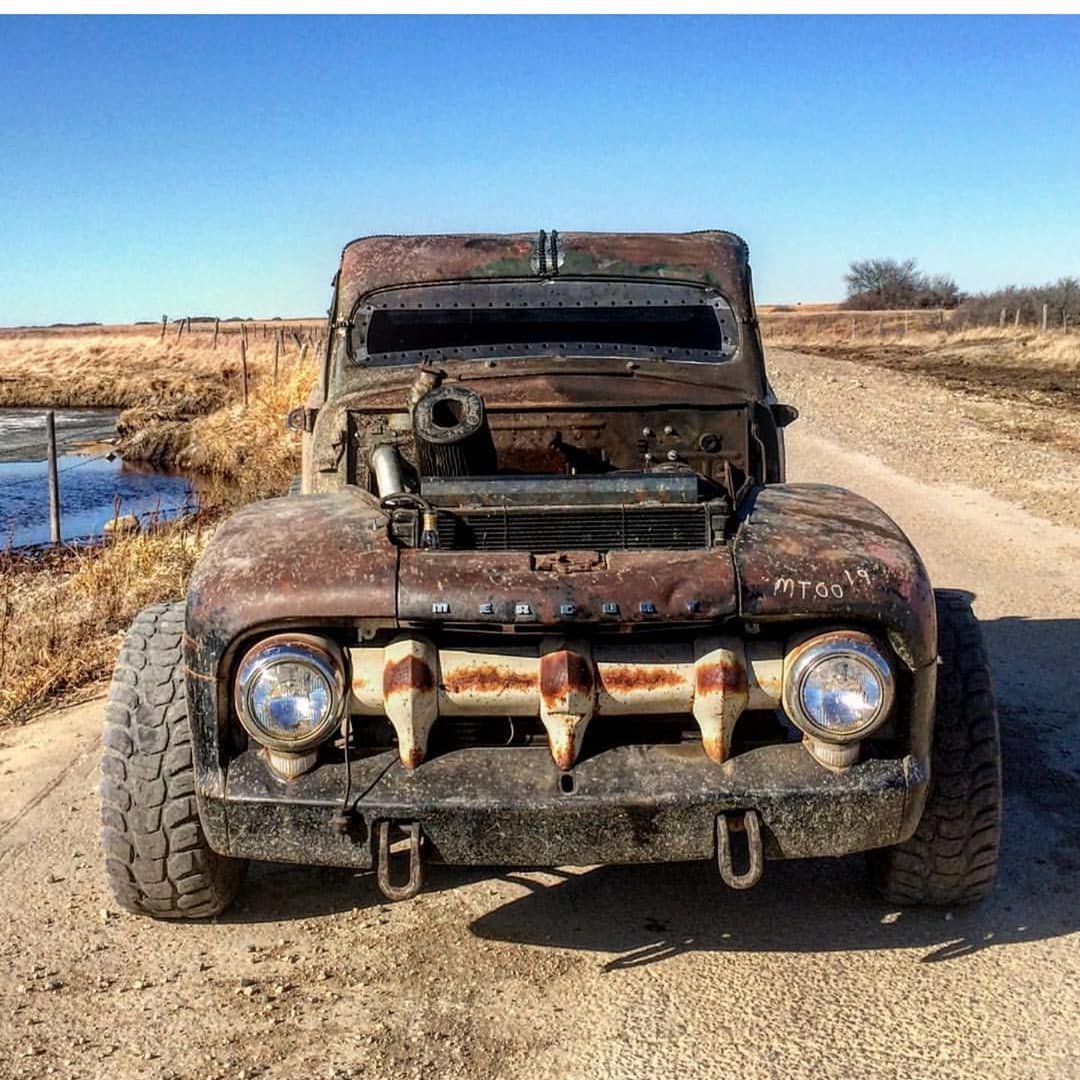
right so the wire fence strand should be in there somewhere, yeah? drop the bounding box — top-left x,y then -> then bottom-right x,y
0,450 -> 117,490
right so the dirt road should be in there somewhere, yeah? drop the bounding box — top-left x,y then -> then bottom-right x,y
1,351 -> 1078,1080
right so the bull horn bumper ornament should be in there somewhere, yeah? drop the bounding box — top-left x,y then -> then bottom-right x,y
352,635 -> 782,771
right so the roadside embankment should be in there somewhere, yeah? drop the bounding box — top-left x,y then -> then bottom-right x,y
0,324 -> 319,473
763,339 -> 1080,530
760,321 -> 1080,449
0,327 -> 315,726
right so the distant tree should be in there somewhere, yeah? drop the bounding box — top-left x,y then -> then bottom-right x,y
843,258 -> 962,310
915,273 -> 963,309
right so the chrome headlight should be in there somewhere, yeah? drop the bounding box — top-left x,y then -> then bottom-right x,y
783,631 -> 894,743
233,635 -> 346,753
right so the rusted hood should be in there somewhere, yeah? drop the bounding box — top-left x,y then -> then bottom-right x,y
338,231 -> 752,317
185,483 -> 932,677
185,490 -> 396,666
733,485 -> 936,668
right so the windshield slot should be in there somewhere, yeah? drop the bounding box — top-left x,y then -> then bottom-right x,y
349,280 -> 739,366
369,305 -> 724,354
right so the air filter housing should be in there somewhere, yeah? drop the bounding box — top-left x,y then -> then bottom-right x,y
412,385 -> 492,476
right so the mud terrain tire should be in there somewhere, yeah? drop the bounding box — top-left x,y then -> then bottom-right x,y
869,590 -> 1002,905
100,602 -> 246,918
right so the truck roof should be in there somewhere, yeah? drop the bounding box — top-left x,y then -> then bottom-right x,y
336,230 -> 751,316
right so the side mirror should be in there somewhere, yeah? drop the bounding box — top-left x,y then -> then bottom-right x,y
770,403 -> 799,429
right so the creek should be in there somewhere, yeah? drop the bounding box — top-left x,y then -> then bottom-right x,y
0,408 -> 206,548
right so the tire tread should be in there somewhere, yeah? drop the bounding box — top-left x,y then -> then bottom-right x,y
869,590 -> 1002,906
100,602 -> 245,918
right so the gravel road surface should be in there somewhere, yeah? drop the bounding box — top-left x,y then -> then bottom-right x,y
1,349 -> 1077,1080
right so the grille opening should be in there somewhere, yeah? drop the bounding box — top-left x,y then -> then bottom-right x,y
729,710 -> 801,756
336,710 -> 804,766
436,504 -> 710,552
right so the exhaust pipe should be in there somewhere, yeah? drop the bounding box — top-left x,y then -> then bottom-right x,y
370,444 -> 405,498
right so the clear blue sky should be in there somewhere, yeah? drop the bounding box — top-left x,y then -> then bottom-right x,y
2,14 -> 1078,325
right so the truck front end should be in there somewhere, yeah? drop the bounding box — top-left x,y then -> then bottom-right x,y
182,233 -> 936,899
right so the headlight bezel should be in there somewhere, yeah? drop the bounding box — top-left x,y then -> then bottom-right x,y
782,630 -> 895,744
233,633 -> 347,754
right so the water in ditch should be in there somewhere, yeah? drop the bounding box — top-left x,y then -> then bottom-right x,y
0,408 -> 203,549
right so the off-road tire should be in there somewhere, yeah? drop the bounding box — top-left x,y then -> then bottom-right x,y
100,602 -> 247,918
869,589 -> 1002,905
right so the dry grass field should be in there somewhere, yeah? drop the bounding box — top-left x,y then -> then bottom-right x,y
0,320 -> 321,409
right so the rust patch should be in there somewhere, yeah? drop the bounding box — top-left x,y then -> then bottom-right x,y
534,551 -> 604,574
696,659 -> 747,697
338,231 -> 751,318
540,649 -> 593,707
599,665 -> 683,695
441,664 -> 536,696
541,713 -> 586,772
383,655 -> 435,697
401,745 -> 425,770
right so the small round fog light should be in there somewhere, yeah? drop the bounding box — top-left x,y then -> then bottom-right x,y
234,635 -> 346,753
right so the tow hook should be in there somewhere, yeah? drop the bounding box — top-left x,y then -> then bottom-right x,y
716,810 -> 764,890
374,820 -> 424,901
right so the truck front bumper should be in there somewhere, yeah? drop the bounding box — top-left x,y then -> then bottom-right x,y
198,742 -> 929,869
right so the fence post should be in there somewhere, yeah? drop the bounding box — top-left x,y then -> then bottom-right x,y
273,335 -> 280,382
240,337 -> 249,407
213,319 -> 220,348
46,411 -> 61,545
1014,307 -> 1021,329
1042,303 -> 1048,333
160,315 -> 167,340
999,307 -> 1006,328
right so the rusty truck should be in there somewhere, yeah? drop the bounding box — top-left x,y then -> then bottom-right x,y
100,230 -> 1002,913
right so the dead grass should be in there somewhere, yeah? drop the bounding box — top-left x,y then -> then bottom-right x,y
178,364 -> 312,495
762,311 -> 1080,372
0,332 -> 230,412
763,313 -> 1080,455
0,515 -> 210,725
0,323 -> 320,413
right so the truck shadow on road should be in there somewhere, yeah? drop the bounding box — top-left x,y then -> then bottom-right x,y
467,615 -> 1079,968
227,617 -> 1078,970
